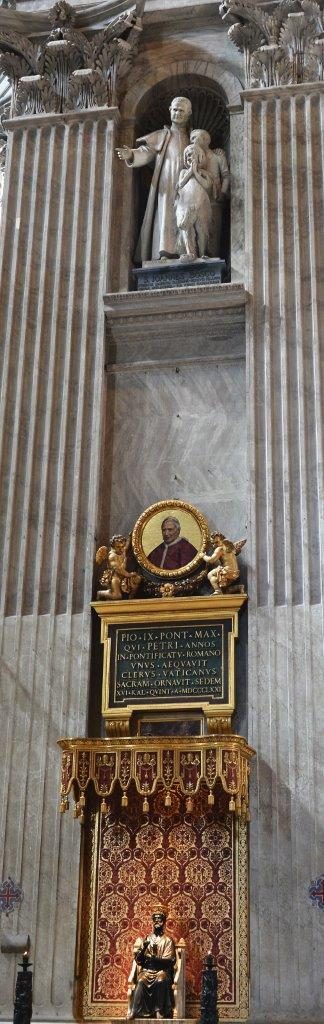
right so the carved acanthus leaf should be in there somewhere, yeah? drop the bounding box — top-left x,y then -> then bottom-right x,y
0,50 -> 30,80
303,49 -> 321,74
228,21 -> 266,53
263,1 -> 299,40
15,75 -> 59,115
0,30 -> 39,71
40,41 -> 83,109
272,54 -> 293,83
300,0 -> 324,29
93,32 -> 139,103
308,33 -> 324,75
42,41 -> 82,77
112,38 -> 135,79
61,28 -> 93,61
65,68 -> 108,110
0,50 -> 30,110
279,11 -> 316,49
251,48 -> 292,86
95,37 -> 121,73
228,21 -> 266,83
88,29 -> 106,62
221,0 -> 270,34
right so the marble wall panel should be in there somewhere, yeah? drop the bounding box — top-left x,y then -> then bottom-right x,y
101,359 -> 247,548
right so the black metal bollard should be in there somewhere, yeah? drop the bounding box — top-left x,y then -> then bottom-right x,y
200,951 -> 219,1024
13,953 -> 32,1024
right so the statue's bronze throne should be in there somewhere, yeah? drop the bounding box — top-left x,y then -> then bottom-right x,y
127,938 -> 186,1020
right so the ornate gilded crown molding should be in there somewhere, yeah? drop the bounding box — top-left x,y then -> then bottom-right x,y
0,0 -> 144,116
221,0 -> 324,88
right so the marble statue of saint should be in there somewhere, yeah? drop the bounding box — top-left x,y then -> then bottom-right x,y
116,96 -> 192,261
175,140 -> 213,260
189,130 -> 230,257
128,910 -> 176,1020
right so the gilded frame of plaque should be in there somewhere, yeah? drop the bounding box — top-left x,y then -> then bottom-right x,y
132,499 -> 209,578
93,594 -> 246,734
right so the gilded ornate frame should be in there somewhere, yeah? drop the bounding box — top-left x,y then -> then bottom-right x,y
132,499 -> 210,578
92,594 -> 247,735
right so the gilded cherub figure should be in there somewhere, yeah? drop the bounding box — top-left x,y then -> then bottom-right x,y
203,532 -> 246,594
96,535 -> 141,600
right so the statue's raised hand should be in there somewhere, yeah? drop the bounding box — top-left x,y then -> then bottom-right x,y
116,146 -> 133,162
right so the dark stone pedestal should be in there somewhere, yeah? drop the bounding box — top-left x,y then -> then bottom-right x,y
133,258 -> 226,291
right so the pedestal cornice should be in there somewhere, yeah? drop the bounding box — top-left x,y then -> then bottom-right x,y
242,80 -> 324,103
4,104 -> 120,131
104,281 -> 246,320
104,282 -> 246,367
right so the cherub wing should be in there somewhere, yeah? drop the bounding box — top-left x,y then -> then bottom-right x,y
234,538 -> 247,555
95,545 -> 109,565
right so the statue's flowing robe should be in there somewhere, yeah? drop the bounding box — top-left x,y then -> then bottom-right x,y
205,148 -> 230,257
128,126 -> 189,261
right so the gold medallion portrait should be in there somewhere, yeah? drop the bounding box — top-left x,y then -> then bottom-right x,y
132,499 -> 209,578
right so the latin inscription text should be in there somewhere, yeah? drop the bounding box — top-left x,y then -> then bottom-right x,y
112,624 -> 225,703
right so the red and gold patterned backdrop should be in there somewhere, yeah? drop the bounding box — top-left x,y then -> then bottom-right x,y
78,782 -> 248,1020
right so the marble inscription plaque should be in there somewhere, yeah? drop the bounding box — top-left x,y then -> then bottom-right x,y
109,620 -> 230,706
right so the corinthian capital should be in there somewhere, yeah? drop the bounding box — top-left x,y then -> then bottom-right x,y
0,0 -> 144,116
221,0 -> 324,86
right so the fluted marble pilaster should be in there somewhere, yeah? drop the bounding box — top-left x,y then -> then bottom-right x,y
0,108 -> 117,1018
245,84 -> 324,1020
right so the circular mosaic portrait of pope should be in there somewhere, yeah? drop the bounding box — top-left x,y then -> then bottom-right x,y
132,499 -> 209,578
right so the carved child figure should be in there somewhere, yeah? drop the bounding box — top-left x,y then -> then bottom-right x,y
189,130 -> 230,257
96,536 -> 141,600
203,532 -> 246,594
189,130 -> 229,200
175,140 -> 213,260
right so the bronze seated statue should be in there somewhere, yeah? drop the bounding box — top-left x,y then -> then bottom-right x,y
127,910 -> 185,1020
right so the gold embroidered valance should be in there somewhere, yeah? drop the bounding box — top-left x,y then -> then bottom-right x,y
58,735 -> 254,821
